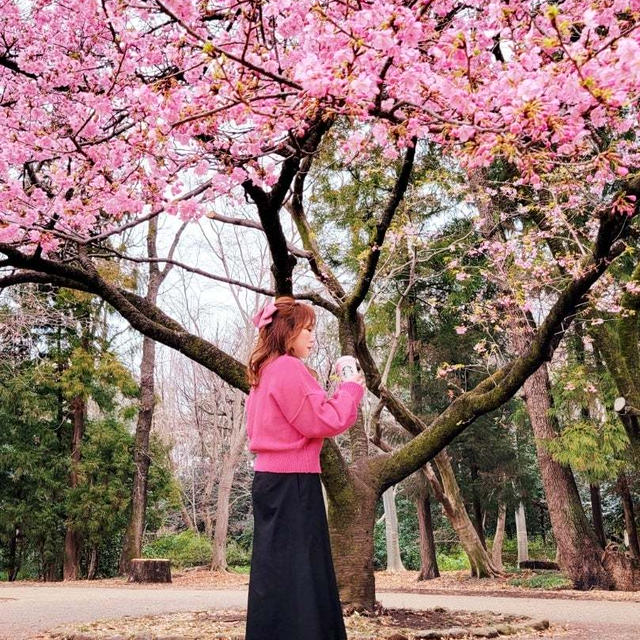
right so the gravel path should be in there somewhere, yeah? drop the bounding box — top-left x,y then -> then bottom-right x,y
1,584 -> 639,639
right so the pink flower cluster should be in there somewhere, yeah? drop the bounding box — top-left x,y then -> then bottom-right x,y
1,0 -> 639,252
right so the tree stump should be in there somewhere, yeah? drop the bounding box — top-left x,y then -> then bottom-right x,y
128,558 -> 172,583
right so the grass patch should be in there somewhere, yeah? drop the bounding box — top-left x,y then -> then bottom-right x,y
229,565 -> 250,574
509,571 -> 571,590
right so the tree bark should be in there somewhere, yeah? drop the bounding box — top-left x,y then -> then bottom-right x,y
425,453 -> 502,577
515,501 -> 529,564
7,526 -> 20,581
492,503 -> 506,571
518,356 -> 612,589
119,334 -> 156,574
322,442 -> 378,611
63,395 -> 85,581
470,464 -> 487,549
328,483 -> 377,610
129,558 -> 172,583
617,473 -> 640,560
87,546 -> 98,580
119,217 -> 182,574
382,487 -> 406,572
590,484 -> 606,549
416,493 -> 439,580
210,396 -> 247,571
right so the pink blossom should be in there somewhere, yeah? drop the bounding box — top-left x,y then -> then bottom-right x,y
0,0 -> 637,254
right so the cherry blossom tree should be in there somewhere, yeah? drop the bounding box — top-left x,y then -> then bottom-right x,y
2,0 -> 640,605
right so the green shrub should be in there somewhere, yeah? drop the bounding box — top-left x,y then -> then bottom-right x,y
143,531 -> 255,569
231,526 -> 253,552
509,572 -> 571,590
373,519 -> 386,569
143,530 -> 211,568
499,537 -> 556,568
226,539 -> 251,567
436,548 -> 470,572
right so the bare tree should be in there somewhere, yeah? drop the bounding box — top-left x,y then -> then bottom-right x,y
120,218 -> 186,574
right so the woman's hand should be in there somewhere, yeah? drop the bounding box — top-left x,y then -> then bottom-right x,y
343,371 -> 366,389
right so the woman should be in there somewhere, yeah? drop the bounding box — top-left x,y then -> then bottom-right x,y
244,296 -> 366,640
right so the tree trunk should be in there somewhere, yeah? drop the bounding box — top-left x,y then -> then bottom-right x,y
210,402 -> 247,571
492,503 -> 506,571
519,358 -> 613,589
169,454 -> 196,531
617,473 -> 640,560
119,335 -> 156,574
515,501 -> 529,564
425,452 -> 502,577
416,493 -> 439,580
324,449 -> 378,611
8,526 -> 19,581
406,279 -> 422,413
63,395 -> 85,581
180,502 -> 196,531
120,217 -> 180,573
330,491 -> 377,610
407,274 -> 438,581
382,487 -> 406,572
43,560 -> 58,582
472,175 -> 618,588
470,464 -> 487,549
590,484 -> 606,549
87,546 -> 98,580
202,467 -> 217,540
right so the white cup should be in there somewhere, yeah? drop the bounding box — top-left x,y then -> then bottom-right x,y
335,355 -> 359,381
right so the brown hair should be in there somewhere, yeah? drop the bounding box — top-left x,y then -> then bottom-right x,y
247,296 -> 317,387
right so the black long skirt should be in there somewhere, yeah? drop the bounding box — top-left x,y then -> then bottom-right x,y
245,471 -> 347,640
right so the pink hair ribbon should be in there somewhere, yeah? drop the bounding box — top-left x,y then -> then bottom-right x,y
252,302 -> 278,329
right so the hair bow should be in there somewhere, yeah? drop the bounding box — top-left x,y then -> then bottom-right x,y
252,302 -> 278,329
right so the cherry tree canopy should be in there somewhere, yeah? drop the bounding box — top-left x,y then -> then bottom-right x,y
1,0 -> 639,253
3,2 -> 640,601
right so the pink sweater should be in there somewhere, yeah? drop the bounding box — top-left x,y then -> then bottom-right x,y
245,354 -> 365,473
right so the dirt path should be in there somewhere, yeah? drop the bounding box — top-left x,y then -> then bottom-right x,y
2,583 -> 640,639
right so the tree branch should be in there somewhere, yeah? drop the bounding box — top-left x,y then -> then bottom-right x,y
153,0 -> 302,90
206,209 -> 311,259
377,203 -> 633,491
242,117 -> 332,296
287,155 -> 348,304
0,245 -> 248,391
347,141 -> 416,314
0,55 -> 38,80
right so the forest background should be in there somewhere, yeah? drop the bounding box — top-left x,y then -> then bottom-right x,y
1,0 -> 640,608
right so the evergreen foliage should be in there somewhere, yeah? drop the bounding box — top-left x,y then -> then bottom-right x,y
0,287 -> 176,580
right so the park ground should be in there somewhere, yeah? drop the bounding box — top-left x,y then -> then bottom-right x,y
1,569 -> 639,639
